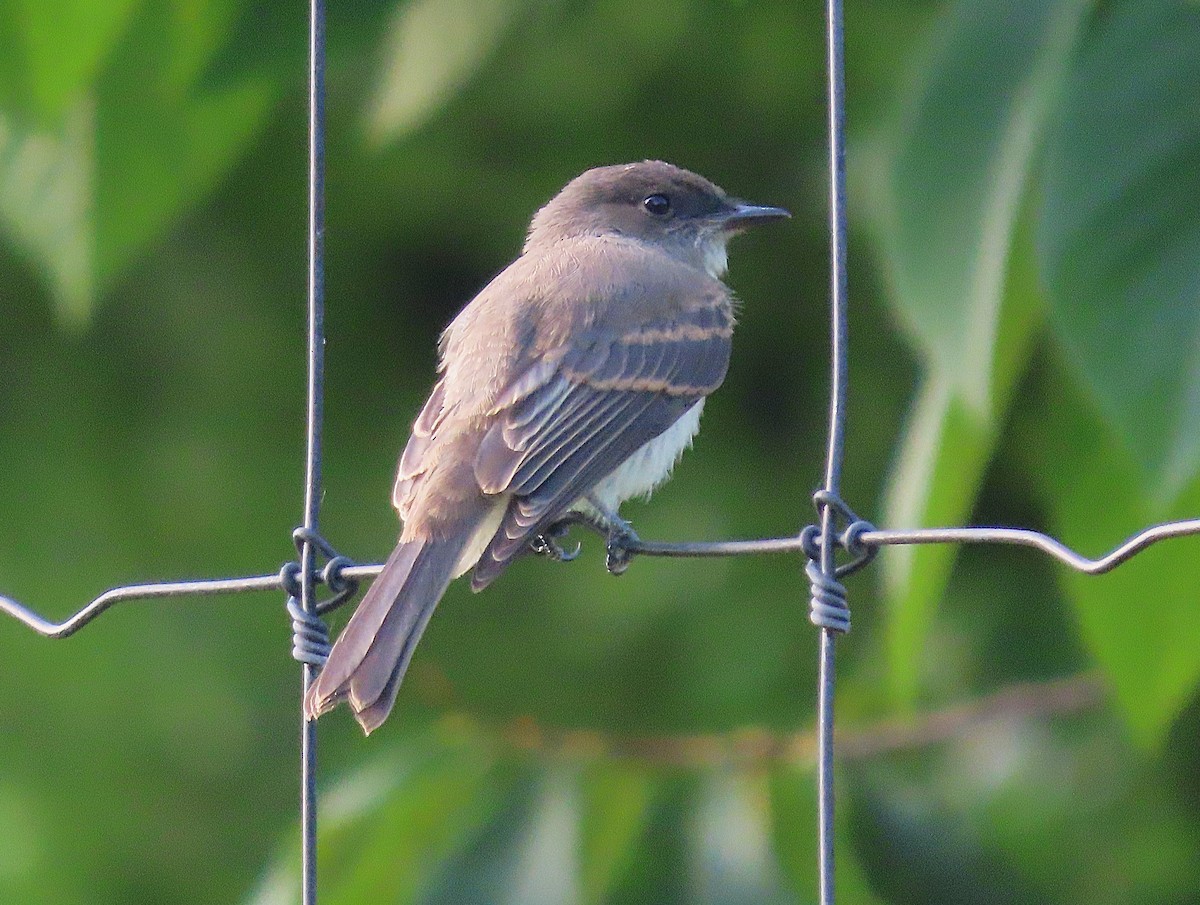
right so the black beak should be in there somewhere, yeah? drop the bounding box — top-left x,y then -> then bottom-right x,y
718,200 -> 792,230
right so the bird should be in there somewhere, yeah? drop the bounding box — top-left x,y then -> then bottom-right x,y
305,160 -> 789,733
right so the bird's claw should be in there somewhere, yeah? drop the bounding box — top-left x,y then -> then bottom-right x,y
527,509 -> 638,573
528,527 -> 581,563
605,523 -> 640,575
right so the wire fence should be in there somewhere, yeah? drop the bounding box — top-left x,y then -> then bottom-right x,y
2,1 -> 1199,904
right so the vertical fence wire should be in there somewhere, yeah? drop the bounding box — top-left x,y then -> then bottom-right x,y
817,0 -> 849,903
300,0 -> 327,902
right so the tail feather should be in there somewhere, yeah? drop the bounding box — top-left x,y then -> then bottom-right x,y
304,536 -> 462,733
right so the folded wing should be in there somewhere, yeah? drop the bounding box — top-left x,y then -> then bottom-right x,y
471,300 -> 733,588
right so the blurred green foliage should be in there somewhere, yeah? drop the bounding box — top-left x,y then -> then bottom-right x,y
1,0 -> 1199,902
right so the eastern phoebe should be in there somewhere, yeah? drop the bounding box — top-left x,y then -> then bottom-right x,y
305,161 -> 789,732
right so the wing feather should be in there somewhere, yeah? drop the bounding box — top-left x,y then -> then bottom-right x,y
469,302 -> 733,588
393,378 -> 447,517
389,237 -> 736,595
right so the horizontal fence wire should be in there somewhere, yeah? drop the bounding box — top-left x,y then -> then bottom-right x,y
7,517 -> 1200,638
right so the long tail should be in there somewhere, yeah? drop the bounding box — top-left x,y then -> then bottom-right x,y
304,534 -> 465,734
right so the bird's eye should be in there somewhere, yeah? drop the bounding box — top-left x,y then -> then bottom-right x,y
642,194 -> 671,216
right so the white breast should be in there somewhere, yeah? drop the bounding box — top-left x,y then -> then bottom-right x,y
585,400 -> 705,511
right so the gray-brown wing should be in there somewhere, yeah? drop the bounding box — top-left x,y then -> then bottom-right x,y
392,377 -> 447,523
470,303 -> 733,589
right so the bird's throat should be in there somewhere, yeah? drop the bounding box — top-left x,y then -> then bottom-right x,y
700,236 -> 730,279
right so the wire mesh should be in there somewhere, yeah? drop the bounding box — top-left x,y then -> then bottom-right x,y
2,1 -> 1200,904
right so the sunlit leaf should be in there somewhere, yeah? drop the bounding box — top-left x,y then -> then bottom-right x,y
880,373 -> 1000,703
0,103 -> 92,325
423,767 -> 603,905
500,771 -> 583,905
368,0 -> 525,143
848,709 -> 1200,900
1019,359 -> 1200,745
0,0 -> 280,323
0,782 -> 44,885
418,766 -> 580,905
867,0 -> 1090,704
1039,0 -> 1200,502
874,0 -> 1088,404
879,210 -> 1042,704
0,0 -> 139,122
248,738 -> 507,905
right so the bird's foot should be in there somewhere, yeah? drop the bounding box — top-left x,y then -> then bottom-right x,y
528,519 -> 581,563
604,519 -> 640,575
529,503 -> 641,574
582,497 -> 640,575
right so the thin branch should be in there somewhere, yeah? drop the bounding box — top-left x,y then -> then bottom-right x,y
443,672 -> 1105,769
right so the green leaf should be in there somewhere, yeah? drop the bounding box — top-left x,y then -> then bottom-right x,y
248,738 -> 506,905
867,0 -> 1090,704
500,771 -> 584,905
0,103 -> 93,326
0,0 -> 140,122
420,767 -> 581,905
879,373 -> 1003,702
367,0 -> 525,143
852,774 -> 1046,902
578,763 -> 654,905
0,0 -> 280,323
1039,0 -> 1200,502
1020,359 -> 1200,746
93,0 -> 277,289
206,1 -> 395,91
874,0 -> 1089,405
878,196 -> 1045,704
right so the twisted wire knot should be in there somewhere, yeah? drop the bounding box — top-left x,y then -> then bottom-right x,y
287,598 -> 331,667
286,527 -> 361,614
841,518 -> 873,560
283,528 -> 361,669
280,561 -> 303,599
316,555 -> 359,615
806,559 -> 850,633
803,490 -> 878,579
803,490 -> 877,634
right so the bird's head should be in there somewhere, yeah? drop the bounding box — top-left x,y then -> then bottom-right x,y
525,160 -> 790,278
